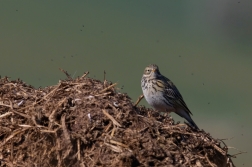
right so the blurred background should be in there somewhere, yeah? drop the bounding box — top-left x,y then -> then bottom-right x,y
0,1 -> 251,166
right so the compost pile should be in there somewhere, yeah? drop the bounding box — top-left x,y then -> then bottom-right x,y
0,72 -> 235,167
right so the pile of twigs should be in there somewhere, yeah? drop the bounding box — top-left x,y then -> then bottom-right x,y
0,71 -> 235,167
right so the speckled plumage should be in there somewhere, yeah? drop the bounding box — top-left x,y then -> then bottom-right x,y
141,64 -> 199,129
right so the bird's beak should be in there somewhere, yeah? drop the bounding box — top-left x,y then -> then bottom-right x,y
152,69 -> 156,72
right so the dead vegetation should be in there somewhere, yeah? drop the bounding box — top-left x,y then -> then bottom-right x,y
0,71 -> 235,167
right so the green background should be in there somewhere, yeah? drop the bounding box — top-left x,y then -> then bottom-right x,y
0,1 -> 251,166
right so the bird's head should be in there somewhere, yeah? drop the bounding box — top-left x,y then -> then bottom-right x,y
143,64 -> 161,78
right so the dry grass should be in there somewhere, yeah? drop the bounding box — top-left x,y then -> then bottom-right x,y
0,71 -> 235,167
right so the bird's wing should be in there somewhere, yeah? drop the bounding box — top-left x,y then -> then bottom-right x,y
157,77 -> 193,115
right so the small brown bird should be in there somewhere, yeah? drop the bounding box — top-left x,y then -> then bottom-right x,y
141,64 -> 199,129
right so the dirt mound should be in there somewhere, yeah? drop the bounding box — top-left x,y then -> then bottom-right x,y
0,72 -> 235,167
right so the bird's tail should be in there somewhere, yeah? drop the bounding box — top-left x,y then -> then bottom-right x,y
176,108 -> 199,130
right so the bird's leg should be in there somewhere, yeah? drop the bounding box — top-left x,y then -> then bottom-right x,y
163,109 -> 172,117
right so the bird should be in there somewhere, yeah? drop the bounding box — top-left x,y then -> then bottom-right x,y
141,64 -> 199,129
